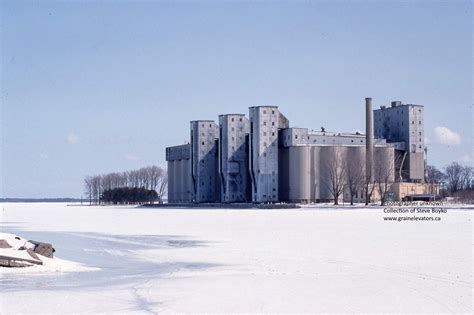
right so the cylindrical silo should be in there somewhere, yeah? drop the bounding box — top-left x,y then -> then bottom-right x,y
167,161 -> 175,203
289,146 -> 310,203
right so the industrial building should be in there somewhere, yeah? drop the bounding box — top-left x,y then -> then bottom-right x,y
166,98 -> 427,204
218,114 -> 251,203
374,101 -> 425,182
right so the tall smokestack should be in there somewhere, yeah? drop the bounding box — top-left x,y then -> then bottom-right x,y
365,97 -> 373,183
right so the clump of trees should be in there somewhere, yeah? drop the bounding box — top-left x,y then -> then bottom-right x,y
102,187 -> 158,204
428,162 -> 473,203
84,166 -> 167,205
325,148 -> 473,205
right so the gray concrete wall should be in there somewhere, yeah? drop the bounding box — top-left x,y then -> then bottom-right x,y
166,144 -> 192,203
374,102 -> 424,182
249,106 -> 284,203
280,128 -> 388,147
218,114 -> 251,203
190,120 -> 220,203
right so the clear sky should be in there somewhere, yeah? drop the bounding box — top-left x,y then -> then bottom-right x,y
1,0 -> 472,198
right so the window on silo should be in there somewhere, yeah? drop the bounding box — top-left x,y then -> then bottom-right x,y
263,110 -> 266,114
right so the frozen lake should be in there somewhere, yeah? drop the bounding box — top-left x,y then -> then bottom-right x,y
1,203 -> 472,313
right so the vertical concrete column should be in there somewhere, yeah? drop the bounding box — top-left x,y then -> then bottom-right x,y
366,97 -> 373,183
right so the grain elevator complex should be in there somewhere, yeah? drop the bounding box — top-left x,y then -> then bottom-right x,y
166,98 -> 428,204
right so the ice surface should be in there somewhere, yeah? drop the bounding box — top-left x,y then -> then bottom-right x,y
0,202 -> 472,313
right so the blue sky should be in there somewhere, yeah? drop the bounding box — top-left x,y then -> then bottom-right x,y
1,0 -> 472,198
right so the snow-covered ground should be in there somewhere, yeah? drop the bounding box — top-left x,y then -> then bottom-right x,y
0,203 -> 472,314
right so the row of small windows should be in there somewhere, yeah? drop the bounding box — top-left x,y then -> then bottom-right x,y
376,117 -> 422,125
262,121 -> 275,126
262,142 -> 276,147
261,194 -> 277,199
262,110 -> 276,115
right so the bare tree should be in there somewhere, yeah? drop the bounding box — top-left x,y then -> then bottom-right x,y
324,148 -> 346,205
374,151 -> 396,206
91,175 -> 102,205
460,165 -> 473,190
426,165 -> 444,195
84,176 -> 93,205
128,170 -> 139,188
444,162 -> 463,194
426,165 -> 444,185
138,167 -> 150,189
148,166 -> 163,191
346,158 -> 365,205
101,173 -> 114,191
157,172 -> 168,204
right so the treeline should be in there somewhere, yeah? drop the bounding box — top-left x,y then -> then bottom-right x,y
102,187 -> 158,204
84,165 -> 167,205
426,162 -> 473,202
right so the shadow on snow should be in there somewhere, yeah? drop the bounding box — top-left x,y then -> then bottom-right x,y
0,224 -> 221,293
